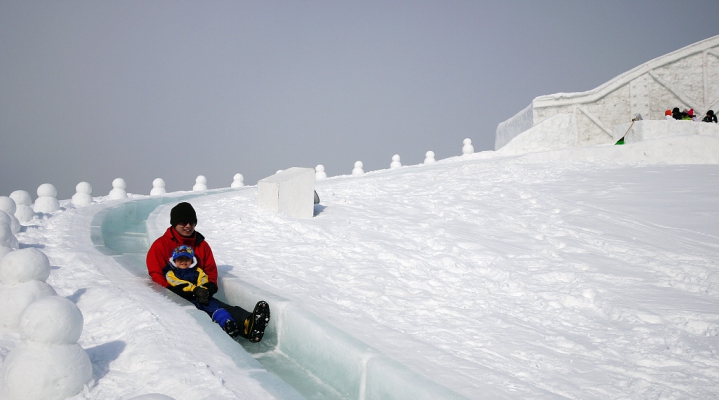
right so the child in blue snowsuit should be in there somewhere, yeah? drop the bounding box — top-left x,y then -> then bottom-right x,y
163,245 -> 242,337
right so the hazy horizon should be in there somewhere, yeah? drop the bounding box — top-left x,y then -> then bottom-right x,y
2,1 -> 718,199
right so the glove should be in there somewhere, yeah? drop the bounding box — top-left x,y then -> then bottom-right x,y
205,282 -> 218,296
193,286 -> 210,306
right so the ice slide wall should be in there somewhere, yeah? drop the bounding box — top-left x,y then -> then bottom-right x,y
495,35 -> 719,151
93,191 -> 467,400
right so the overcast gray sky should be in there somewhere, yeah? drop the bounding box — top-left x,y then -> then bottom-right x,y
2,1 -> 718,199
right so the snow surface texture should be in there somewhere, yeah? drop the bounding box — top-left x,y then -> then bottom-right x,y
0,135 -> 717,399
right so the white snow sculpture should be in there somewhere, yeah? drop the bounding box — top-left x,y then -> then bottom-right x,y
130,394 -> 175,400
9,190 -> 31,207
33,184 -> 61,213
150,178 -> 166,196
193,175 -> 207,191
0,248 -> 56,330
0,196 -> 16,215
0,296 -> 92,400
0,199 -> 21,234
71,182 -> 93,207
231,173 -> 244,188
108,178 -> 128,199
352,161 -> 364,176
0,211 -> 20,236
0,221 -> 18,249
424,151 -> 436,164
462,138 -> 474,155
390,154 -> 402,169
10,190 -> 35,223
14,204 -> 35,224
315,165 -> 327,181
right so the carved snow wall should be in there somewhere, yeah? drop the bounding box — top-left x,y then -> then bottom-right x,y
495,35 -> 719,150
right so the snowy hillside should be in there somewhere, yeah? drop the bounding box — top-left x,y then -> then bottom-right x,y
1,134 -> 719,399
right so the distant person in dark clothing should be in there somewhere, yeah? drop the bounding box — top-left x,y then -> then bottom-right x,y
703,110 -> 717,123
672,107 -> 682,120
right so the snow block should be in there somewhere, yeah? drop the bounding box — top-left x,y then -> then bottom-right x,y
257,167 -> 315,219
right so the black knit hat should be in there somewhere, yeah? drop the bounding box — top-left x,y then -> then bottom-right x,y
170,202 -> 197,226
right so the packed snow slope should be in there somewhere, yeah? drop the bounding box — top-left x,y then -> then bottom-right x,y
2,134 -> 719,399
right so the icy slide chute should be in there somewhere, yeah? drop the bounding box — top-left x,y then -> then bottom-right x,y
92,191 -> 466,400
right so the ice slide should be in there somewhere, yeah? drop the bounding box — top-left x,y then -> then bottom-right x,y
91,189 -> 466,400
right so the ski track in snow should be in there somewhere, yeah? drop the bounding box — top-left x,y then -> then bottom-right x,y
194,160 -> 719,399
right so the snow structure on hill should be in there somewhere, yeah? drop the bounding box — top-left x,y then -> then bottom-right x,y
424,150 -> 436,164
71,182 -> 93,207
496,34 -> 719,153
0,220 -> 19,251
9,190 -> 34,224
0,212 -> 20,237
34,183 -> 61,213
0,198 -> 21,234
193,175 -> 208,191
462,138 -> 474,155
108,178 -> 128,200
390,154 -> 402,169
352,161 -> 364,175
315,164 -> 327,180
231,173 -> 244,188
0,296 -> 92,400
0,249 -> 56,330
150,178 -> 166,196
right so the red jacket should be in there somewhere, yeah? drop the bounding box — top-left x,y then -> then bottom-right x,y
146,227 -> 218,287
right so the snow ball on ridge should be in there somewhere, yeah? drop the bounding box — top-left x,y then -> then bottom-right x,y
36,183 -> 57,198
0,196 -> 17,215
20,296 -> 83,345
34,183 -> 60,213
9,190 -> 32,206
0,222 -> 19,250
0,248 -> 51,285
0,210 -> 21,234
1,298 -> 91,400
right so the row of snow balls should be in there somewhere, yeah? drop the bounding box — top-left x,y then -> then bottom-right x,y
7,137 -> 476,207
0,248 -> 92,400
0,172 -> 247,216
315,138 -> 476,180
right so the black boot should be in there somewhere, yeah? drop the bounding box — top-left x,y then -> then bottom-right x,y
245,301 -> 270,343
223,319 -> 241,338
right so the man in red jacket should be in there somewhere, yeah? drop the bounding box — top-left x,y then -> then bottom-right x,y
146,202 -> 270,343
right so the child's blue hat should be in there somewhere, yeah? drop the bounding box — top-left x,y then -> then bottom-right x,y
172,245 -> 195,260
